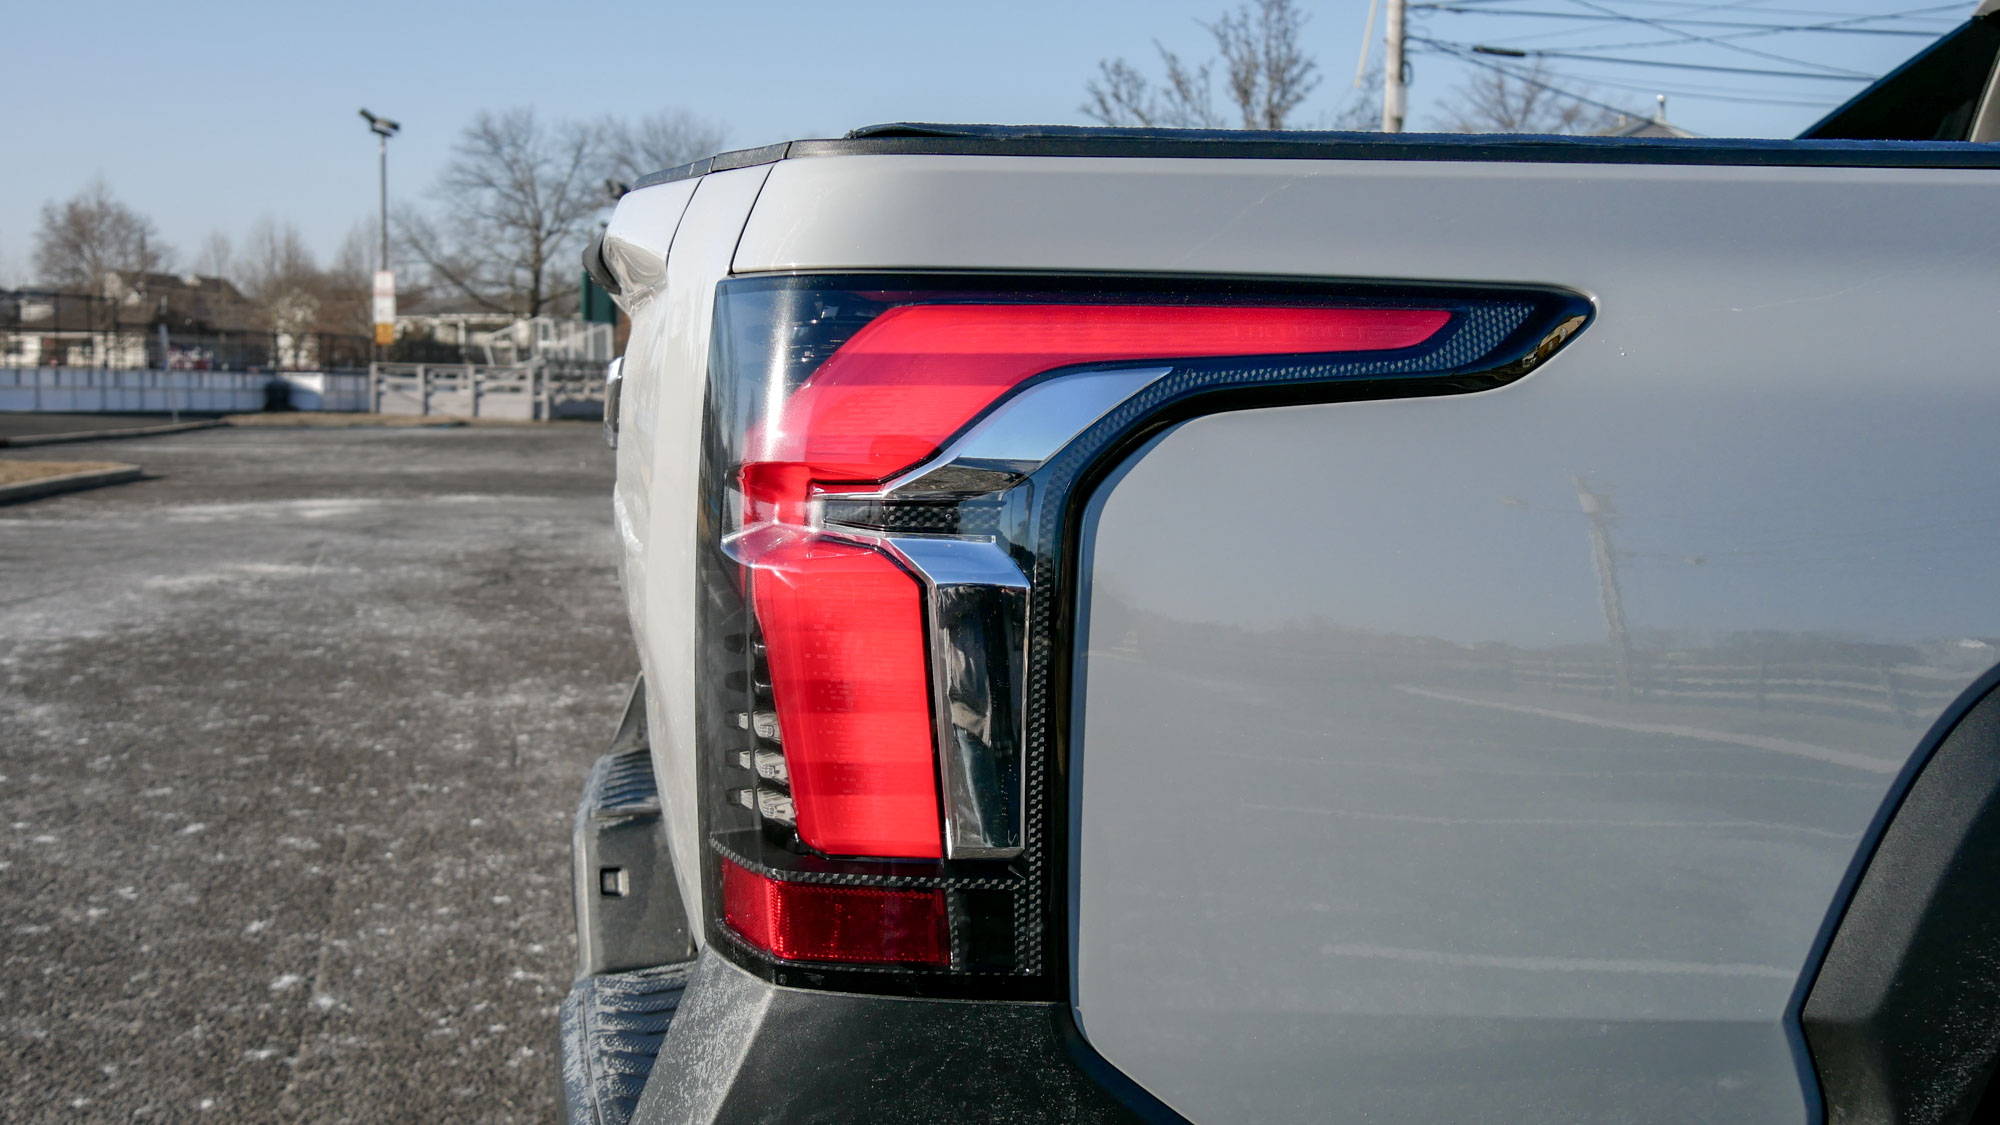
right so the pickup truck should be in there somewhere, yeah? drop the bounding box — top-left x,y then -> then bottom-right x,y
560,11 -> 2000,1123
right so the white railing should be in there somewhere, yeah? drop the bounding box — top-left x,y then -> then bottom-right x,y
1508,655 -> 1965,725
369,359 -> 604,421
469,317 -> 614,366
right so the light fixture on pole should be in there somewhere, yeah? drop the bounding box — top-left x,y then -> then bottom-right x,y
359,109 -> 401,350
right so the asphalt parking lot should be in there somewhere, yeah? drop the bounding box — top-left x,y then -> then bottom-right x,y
1,422 -> 631,1122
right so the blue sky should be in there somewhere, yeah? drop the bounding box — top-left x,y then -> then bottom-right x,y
1,0 -> 1962,280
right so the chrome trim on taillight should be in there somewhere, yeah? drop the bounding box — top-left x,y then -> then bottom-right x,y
881,537 -> 1032,860
879,366 -> 1175,498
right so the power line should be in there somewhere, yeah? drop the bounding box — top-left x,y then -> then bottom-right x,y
1409,6 -> 1942,36
1501,22 -> 1931,51
1420,34 -> 1839,106
1542,0 -> 1961,18
1576,70 -> 1847,103
1550,0 -> 1879,77
1470,43 -> 1876,79
1415,36 -> 1653,115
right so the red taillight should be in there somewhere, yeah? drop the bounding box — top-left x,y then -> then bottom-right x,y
735,300 -> 1454,860
698,277 -> 1587,987
721,858 -> 948,966
742,303 -> 1450,522
748,533 -> 939,858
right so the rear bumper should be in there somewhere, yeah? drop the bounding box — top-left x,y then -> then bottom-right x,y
562,734 -> 1157,1125
619,948 -> 1147,1125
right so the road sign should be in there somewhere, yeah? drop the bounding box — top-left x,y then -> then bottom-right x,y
373,270 -> 396,333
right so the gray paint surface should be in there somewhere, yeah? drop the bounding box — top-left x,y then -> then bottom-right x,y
694,149 -> 2000,1117
1058,169 -> 2000,1120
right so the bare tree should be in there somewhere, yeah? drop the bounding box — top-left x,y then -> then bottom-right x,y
236,219 -> 325,367
1442,60 -> 1618,134
1210,0 -> 1321,129
1083,0 -> 1322,130
598,110 -> 728,192
32,180 -> 173,292
193,231 -> 234,280
317,222 -> 376,342
1322,58 -> 1384,131
225,219 -> 372,365
399,108 -> 602,317
1083,52 -> 1225,129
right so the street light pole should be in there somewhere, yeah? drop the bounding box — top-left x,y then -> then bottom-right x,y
358,109 -> 400,273
378,131 -> 388,272
359,110 -> 402,365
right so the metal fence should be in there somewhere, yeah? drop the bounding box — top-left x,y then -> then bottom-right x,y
370,360 -> 605,421
2,288 -> 372,372
1508,654 -> 1963,727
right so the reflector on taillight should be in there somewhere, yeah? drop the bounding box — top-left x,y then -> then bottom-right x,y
721,858 -> 948,966
694,274 -> 1591,993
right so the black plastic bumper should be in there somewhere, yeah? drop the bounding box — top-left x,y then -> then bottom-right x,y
620,948 -> 1148,1125
562,682 -> 1160,1124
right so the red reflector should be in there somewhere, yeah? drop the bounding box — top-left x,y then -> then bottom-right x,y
722,858 -> 948,966
749,534 -> 940,858
751,303 -> 1452,497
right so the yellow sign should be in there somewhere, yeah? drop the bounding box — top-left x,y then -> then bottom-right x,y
374,323 -> 395,346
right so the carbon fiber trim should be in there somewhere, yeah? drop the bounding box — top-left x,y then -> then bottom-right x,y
708,835 -> 1021,890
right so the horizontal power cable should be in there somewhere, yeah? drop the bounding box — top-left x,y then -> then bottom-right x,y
1414,37 -> 1653,116
1410,6 -> 1941,35
1467,43 -> 1876,78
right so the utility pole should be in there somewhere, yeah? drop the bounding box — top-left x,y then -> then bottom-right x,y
1575,476 -> 1634,702
1383,0 -> 1407,132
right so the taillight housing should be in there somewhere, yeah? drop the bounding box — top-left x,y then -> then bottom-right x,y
694,274 -> 1591,996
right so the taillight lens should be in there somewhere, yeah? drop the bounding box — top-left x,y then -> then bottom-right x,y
742,303 -> 1450,523
746,532 -> 937,858
721,858 -> 948,966
695,274 -> 1589,991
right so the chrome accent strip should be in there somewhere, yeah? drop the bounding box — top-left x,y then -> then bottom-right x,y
880,537 -> 1031,860
876,366 -> 1174,498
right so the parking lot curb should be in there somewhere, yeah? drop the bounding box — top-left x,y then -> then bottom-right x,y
0,464 -> 145,505
0,420 -> 223,448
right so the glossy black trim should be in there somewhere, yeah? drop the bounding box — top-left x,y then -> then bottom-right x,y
582,228 -> 620,298
628,125 -> 2000,192
1802,669 -> 2000,1125
1801,15 -> 2000,141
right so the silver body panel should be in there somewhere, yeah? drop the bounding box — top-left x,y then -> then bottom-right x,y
609,150 -> 2000,1120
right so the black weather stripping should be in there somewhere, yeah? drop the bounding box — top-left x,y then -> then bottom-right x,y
1803,676 -> 2000,1125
